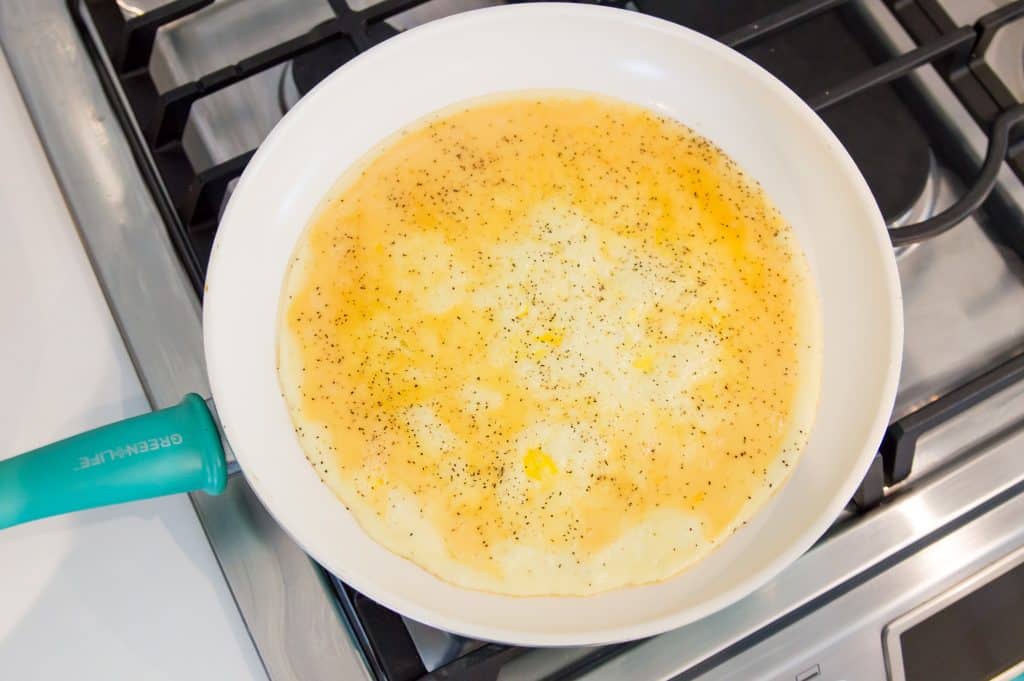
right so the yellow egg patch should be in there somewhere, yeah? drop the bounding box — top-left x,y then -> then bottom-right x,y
632,353 -> 655,373
535,329 -> 564,347
523,447 -> 558,481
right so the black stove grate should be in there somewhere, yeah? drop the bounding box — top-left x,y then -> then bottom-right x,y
68,1 -> 1024,680
74,0 -> 1024,274
889,0 -> 1024,254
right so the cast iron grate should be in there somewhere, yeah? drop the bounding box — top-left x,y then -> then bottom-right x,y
74,0 -> 1015,291
68,1 -> 1024,679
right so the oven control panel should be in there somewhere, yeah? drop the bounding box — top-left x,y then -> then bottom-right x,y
691,491 -> 1024,681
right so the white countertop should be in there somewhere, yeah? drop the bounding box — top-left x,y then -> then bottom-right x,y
0,47 -> 266,681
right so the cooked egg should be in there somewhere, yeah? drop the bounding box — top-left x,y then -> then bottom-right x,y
277,93 -> 821,596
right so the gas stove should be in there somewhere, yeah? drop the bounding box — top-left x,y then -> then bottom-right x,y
3,1 -> 1024,679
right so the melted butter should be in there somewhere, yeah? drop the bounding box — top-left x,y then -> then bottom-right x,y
282,94 -> 814,581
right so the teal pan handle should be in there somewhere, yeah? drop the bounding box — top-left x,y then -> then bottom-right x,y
0,394 -> 227,529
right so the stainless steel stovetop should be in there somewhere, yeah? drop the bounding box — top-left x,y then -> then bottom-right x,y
3,1 -> 1024,680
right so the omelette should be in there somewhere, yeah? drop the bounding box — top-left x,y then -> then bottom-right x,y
277,93 -> 821,596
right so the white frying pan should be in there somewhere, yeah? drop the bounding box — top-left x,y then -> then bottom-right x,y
0,4 -> 901,646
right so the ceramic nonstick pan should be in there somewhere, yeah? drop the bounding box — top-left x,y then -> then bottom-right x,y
0,4 -> 902,646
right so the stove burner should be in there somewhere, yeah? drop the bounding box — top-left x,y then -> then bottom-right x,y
889,151 -> 940,258
277,61 -> 300,114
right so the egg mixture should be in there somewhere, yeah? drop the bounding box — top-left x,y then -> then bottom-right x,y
278,93 -> 821,596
